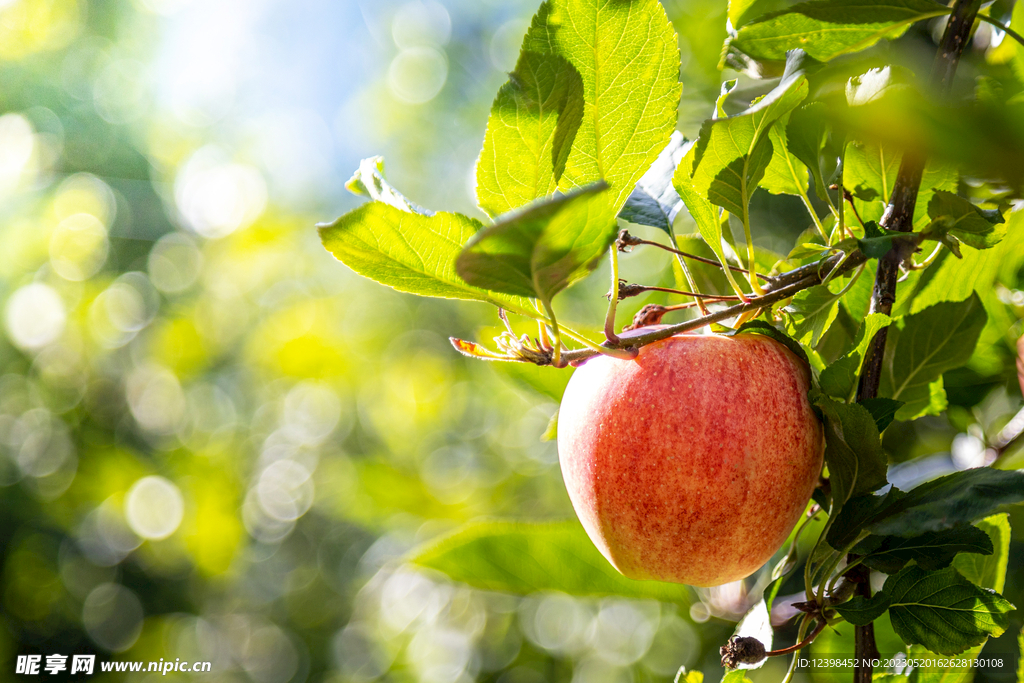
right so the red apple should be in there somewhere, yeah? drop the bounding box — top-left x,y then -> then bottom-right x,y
557,331 -> 824,587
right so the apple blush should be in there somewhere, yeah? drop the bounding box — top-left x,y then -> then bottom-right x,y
557,332 -> 825,587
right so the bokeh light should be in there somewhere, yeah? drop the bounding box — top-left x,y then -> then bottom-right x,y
4,283 -> 66,350
125,475 -> 185,540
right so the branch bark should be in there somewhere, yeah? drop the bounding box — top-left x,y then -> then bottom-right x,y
852,2 -> 982,682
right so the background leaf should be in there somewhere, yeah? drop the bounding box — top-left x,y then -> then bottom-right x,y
727,0 -> 951,62
456,182 -> 615,304
409,519 -> 693,602
885,565 -> 1014,655
522,0 -> 682,210
476,52 -> 584,217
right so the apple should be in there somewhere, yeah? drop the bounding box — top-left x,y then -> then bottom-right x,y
557,331 -> 824,587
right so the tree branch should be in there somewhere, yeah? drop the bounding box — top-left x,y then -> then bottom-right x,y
857,0 -> 983,401
852,3 -> 982,682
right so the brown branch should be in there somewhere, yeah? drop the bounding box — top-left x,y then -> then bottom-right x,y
857,0 -> 982,402
852,2 -> 982,682
547,250 -> 864,366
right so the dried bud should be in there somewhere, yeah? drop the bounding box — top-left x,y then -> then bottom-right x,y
720,636 -> 767,669
625,304 -> 668,330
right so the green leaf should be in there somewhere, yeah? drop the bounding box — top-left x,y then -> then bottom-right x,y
456,182 -> 615,303
691,51 -> 812,211
858,397 -> 903,433
476,51 -> 584,217
786,103 -> 831,201
828,487 -> 906,549
784,285 -> 840,346
908,211 -> 1024,314
707,134 -> 774,216
905,515 -> 1011,683
522,0 -> 682,211
925,191 -> 1006,250
953,514 -> 1010,593
819,313 -> 892,400
811,393 -> 889,509
727,0 -> 951,62
879,294 -> 987,421
409,519 -> 692,602
760,119 -> 811,198
619,132 -> 689,234
885,565 -> 1014,655
345,156 -> 433,215
854,525 -> 993,574
868,468 -> 1024,538
318,202 -> 533,316
674,148 -> 749,297
835,592 -> 891,625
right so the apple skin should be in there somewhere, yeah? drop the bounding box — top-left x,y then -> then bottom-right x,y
557,332 -> 824,587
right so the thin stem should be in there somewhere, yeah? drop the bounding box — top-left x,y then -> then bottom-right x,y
558,325 -> 637,362
741,202 -> 765,295
976,14 -> 1024,51
622,284 -> 741,301
605,246 -> 622,344
620,233 -> 770,280
842,187 -> 867,230
804,511 -> 839,600
669,232 -> 711,315
540,298 -> 562,368
779,617 -> 811,683
912,242 -> 943,269
799,190 -> 829,243
766,619 -> 827,657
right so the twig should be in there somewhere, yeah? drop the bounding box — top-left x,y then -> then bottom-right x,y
766,619 -> 827,657
617,230 -> 774,282
610,281 -> 742,301
553,250 -> 865,366
851,3 -> 982,682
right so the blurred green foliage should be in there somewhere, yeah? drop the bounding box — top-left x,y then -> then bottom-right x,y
0,1 -> 1022,683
